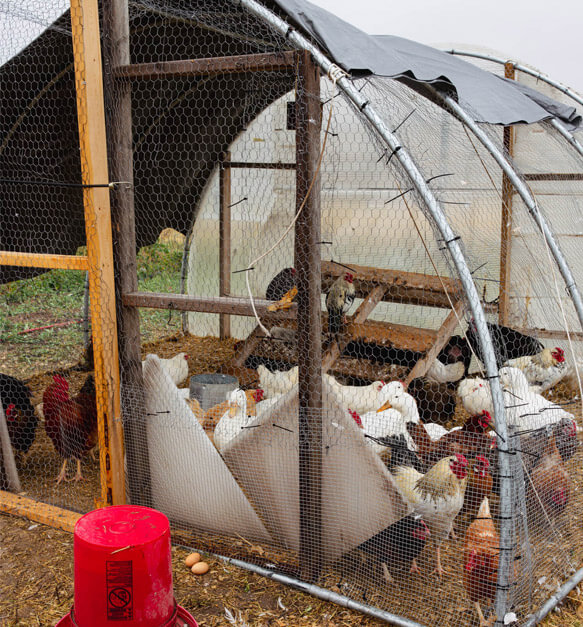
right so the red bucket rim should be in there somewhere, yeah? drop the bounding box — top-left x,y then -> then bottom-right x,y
56,603 -> 198,627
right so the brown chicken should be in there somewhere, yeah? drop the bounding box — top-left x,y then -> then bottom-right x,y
527,434 -> 571,517
201,389 -> 264,431
406,411 -> 494,468
43,375 -> 98,484
463,497 -> 499,626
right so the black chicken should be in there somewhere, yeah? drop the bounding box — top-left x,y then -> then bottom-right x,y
265,267 -> 296,301
0,373 -> 38,456
356,514 -> 431,581
465,319 -> 543,368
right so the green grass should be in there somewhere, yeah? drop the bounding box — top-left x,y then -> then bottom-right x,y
0,241 -> 184,377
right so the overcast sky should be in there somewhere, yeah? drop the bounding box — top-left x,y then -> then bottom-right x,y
308,0 -> 583,96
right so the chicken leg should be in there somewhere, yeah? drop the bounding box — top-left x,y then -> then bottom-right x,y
55,459 -> 68,484
430,546 -> 446,578
71,459 -> 84,482
475,601 -> 496,627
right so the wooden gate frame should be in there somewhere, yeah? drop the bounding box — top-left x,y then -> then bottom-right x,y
0,0 -> 126,531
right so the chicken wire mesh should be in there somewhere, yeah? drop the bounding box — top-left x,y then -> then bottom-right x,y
1,1 -> 583,626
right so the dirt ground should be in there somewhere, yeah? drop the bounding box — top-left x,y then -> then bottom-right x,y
2,332 -> 583,626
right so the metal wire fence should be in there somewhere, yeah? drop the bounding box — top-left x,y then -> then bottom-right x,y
1,1 -> 583,625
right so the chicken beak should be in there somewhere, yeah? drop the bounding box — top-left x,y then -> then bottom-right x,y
377,400 -> 392,412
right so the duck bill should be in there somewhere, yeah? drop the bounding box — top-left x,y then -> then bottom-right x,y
228,403 -> 238,417
377,400 -> 392,412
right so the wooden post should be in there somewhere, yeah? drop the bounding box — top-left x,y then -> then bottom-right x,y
70,0 -> 125,505
101,0 -> 152,505
219,151 -> 232,339
499,62 -> 515,325
294,50 -> 323,582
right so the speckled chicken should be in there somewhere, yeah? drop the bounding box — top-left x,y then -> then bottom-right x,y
326,272 -> 355,336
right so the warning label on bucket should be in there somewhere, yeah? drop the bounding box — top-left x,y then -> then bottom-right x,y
106,560 -> 133,620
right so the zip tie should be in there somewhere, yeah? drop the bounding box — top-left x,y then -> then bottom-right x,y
232,266 -> 255,274
228,197 -> 247,208
384,186 -> 412,205
359,100 -> 370,112
0,178 -> 131,189
272,423 -> 293,433
327,63 -> 348,84
443,235 -> 461,246
330,259 -> 356,272
385,146 -> 402,165
317,240 -> 333,245
392,109 -> 416,133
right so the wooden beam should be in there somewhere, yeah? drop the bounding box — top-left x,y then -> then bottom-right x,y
227,161 -> 296,170
0,490 -> 82,533
321,260 -> 462,309
513,327 -> 583,341
322,284 -> 387,372
102,0 -> 151,506
0,251 -> 88,271
219,151 -> 232,339
523,173 -> 583,181
295,50 -> 323,583
403,299 -> 467,387
123,292 -> 297,318
70,0 -> 125,506
113,51 -> 297,80
499,61 -> 515,326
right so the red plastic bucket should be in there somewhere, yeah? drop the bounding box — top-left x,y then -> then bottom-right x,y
56,505 -> 197,627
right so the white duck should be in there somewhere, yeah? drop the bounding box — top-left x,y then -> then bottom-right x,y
499,366 -> 575,431
213,389 -> 255,452
348,381 -> 419,455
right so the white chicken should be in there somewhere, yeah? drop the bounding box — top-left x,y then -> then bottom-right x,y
324,374 -> 385,414
257,365 -> 298,398
349,382 -> 418,455
426,359 -> 466,384
142,352 -> 189,386
392,454 -> 469,577
504,346 -> 569,393
499,366 -> 575,431
457,377 -> 496,416
213,389 -> 255,452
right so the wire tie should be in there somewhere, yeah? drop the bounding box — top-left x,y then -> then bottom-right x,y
317,240 -> 333,245
228,197 -> 248,208
330,259 -> 357,272
376,150 -> 389,163
272,423 -> 293,433
359,100 -> 370,112
385,146 -> 402,165
241,424 -> 260,430
232,266 -> 255,274
426,172 -> 455,183
392,109 -> 416,133
498,449 -> 516,455
470,261 -> 488,275
443,235 -> 461,246
484,374 -> 500,380
384,186 -> 412,205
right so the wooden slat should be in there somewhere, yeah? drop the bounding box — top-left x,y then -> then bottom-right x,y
322,284 -> 387,372
523,173 -> 583,181
403,299 -> 467,387
321,261 -> 462,309
295,51 -> 323,582
123,292 -> 297,318
344,318 -> 437,352
0,491 -> 82,533
0,251 -> 88,271
227,161 -> 296,170
71,0 -> 125,506
219,152 -> 232,339
230,324 -> 268,368
513,327 -> 583,341
499,61 -> 515,325
113,51 -> 297,80
103,0 -> 151,506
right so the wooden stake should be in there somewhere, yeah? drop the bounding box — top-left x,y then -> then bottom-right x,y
70,0 -> 125,506
295,50 -> 323,582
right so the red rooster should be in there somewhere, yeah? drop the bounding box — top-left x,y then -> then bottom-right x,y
463,497 -> 500,626
43,375 -> 98,484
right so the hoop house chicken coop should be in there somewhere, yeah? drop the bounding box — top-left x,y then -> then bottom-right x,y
1,0 -> 583,625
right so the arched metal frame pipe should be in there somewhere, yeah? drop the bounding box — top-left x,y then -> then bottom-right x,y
229,0 -> 512,623
550,117 -> 583,160
444,48 -> 583,109
437,92 -> 583,333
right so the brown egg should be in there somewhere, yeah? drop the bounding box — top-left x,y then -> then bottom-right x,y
184,552 -> 201,567
191,561 -> 210,575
